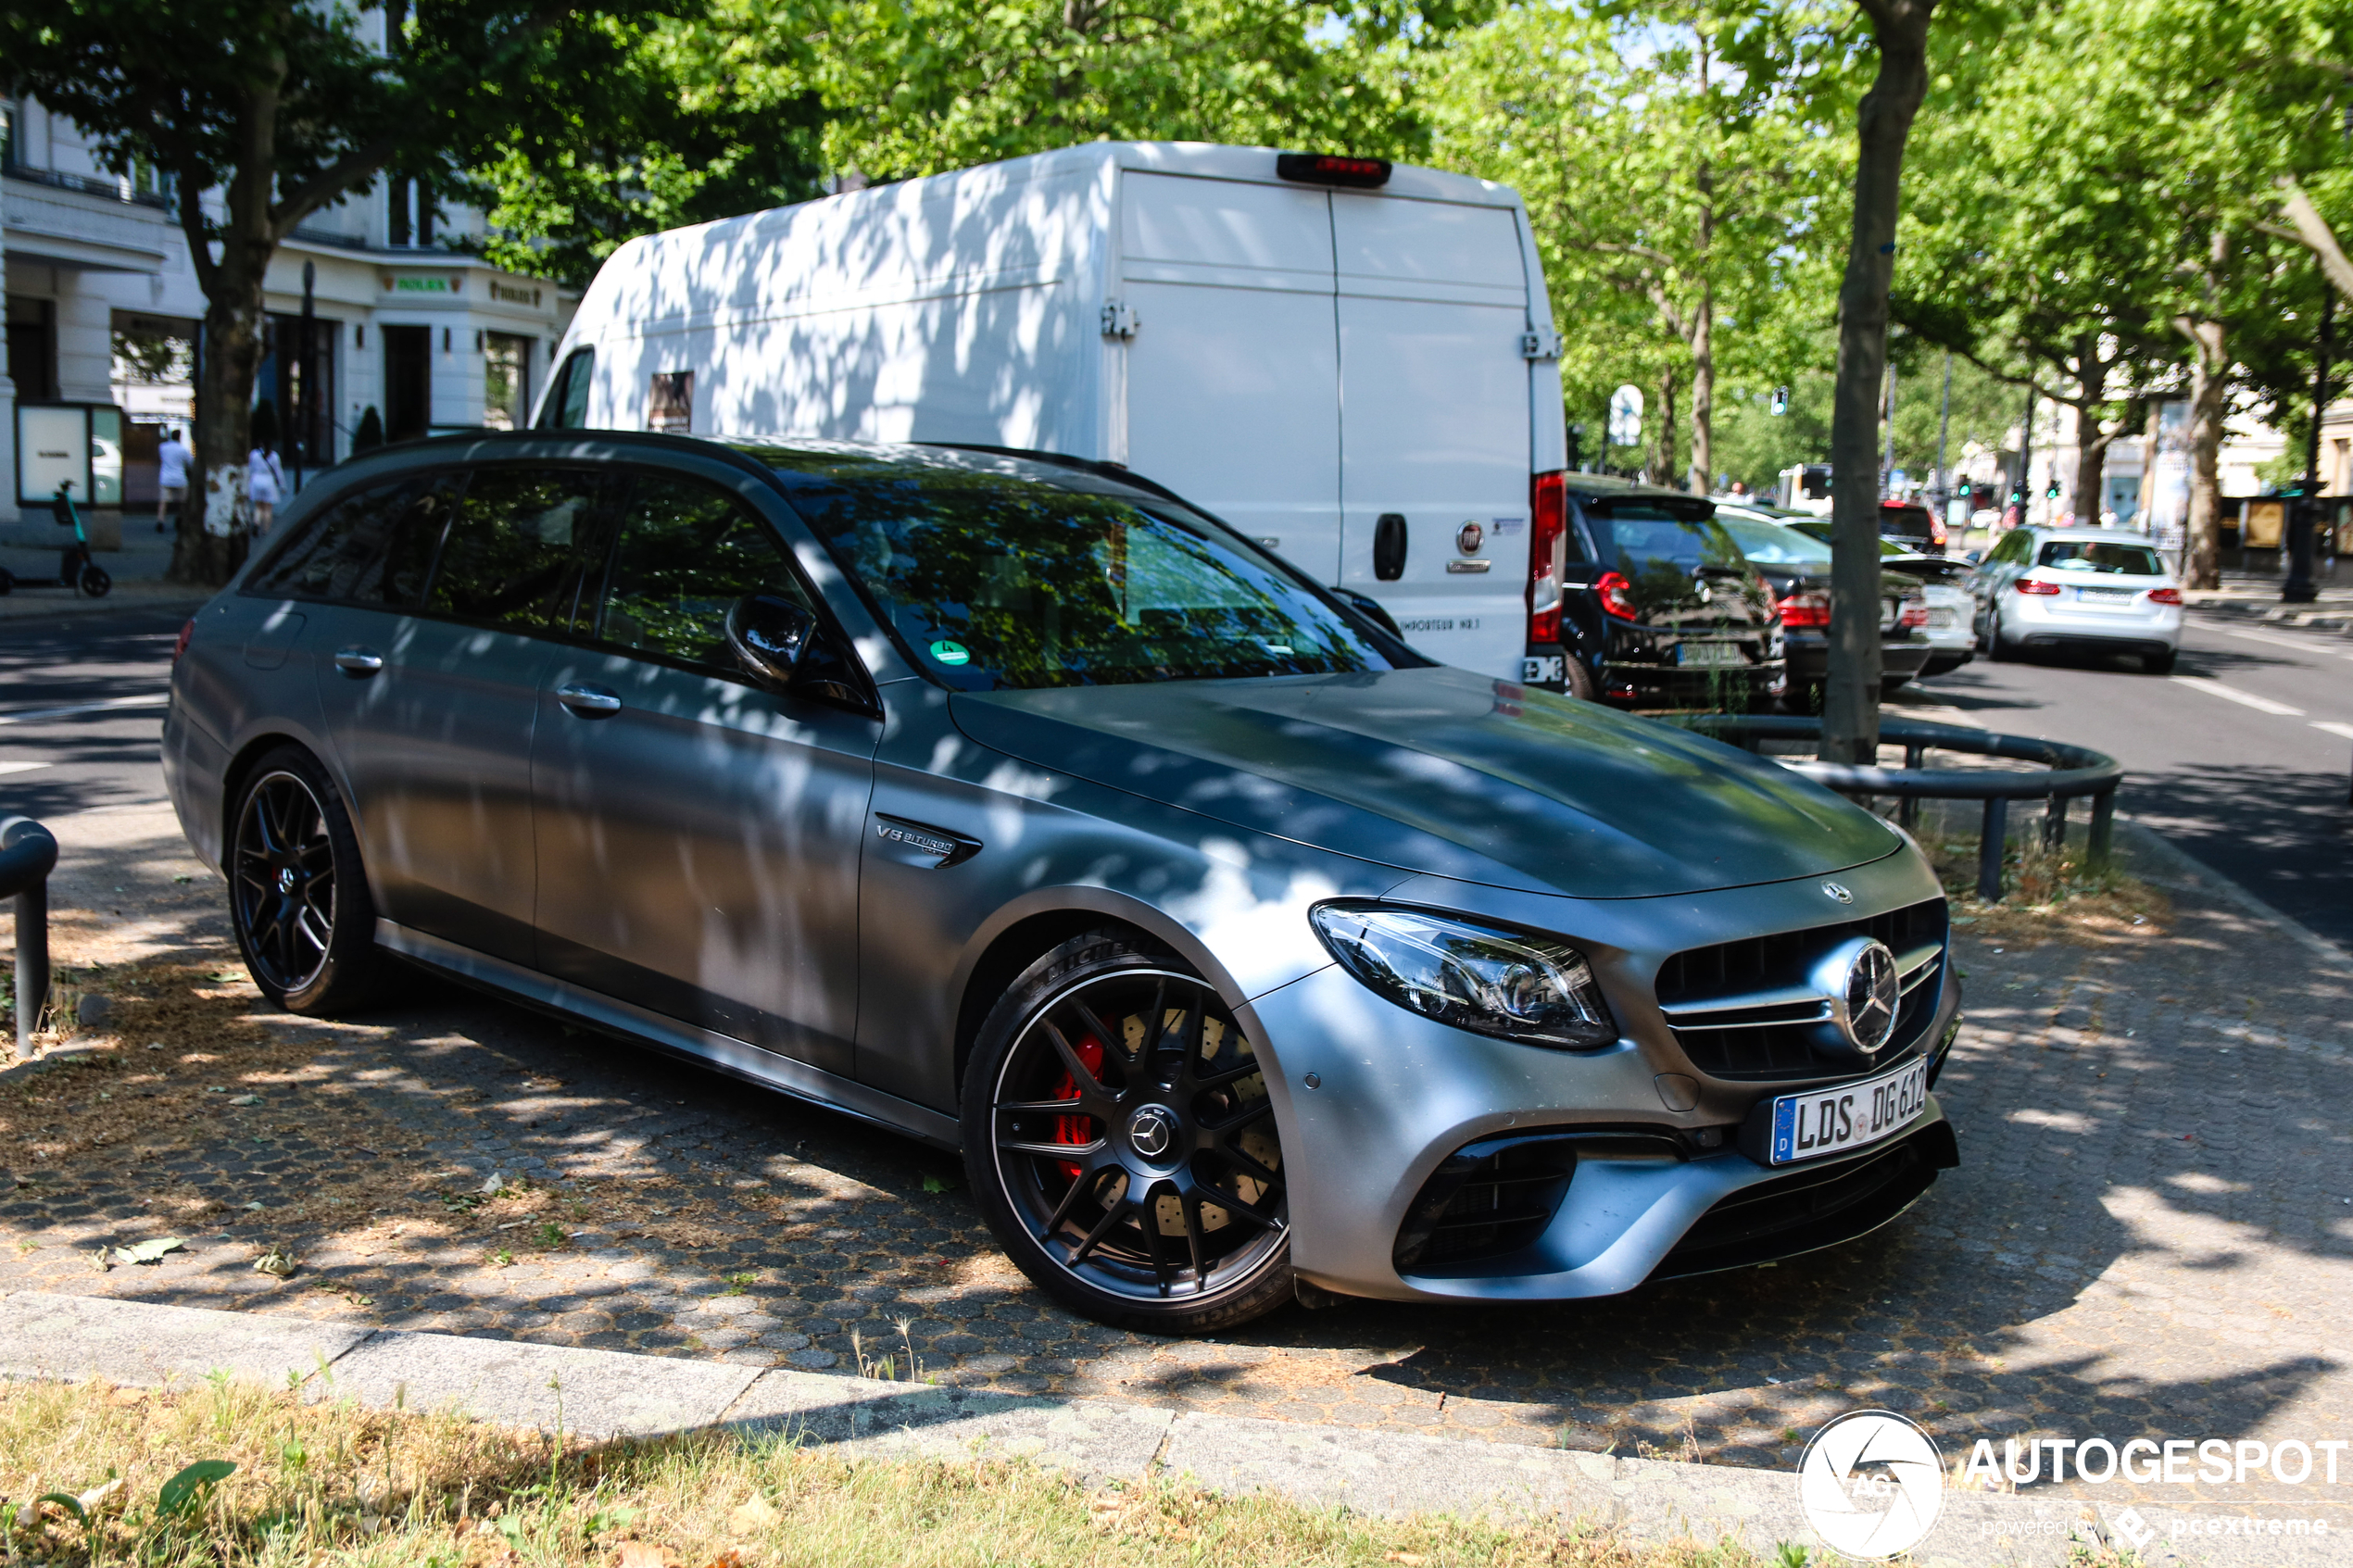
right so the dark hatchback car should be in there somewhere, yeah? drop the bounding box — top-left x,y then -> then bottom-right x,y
163,432 -> 1963,1334
1713,508 -> 1931,700
1521,475 -> 1783,709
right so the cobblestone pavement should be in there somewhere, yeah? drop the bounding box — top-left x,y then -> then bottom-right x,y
5,800 -> 2351,1511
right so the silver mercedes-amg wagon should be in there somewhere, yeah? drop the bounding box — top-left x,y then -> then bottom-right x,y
164,432 -> 1961,1333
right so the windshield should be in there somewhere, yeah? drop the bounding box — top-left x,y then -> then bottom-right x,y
1717,513 -> 1831,567
771,457 -> 1402,690
2039,540 -> 2164,576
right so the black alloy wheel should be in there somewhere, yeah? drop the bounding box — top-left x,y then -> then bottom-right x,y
229,747 -> 384,1013
963,933 -> 1294,1333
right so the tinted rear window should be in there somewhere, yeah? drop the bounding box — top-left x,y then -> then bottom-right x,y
2040,540 -> 2163,575
1881,507 -> 1933,535
1587,504 -> 1748,580
246,472 -> 458,607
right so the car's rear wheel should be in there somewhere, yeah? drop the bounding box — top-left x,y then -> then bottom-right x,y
963,932 -> 1293,1334
1986,608 -> 2023,661
228,746 -> 384,1014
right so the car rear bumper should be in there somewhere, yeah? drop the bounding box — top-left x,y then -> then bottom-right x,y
2004,596 -> 2181,650
1783,633 -> 1933,682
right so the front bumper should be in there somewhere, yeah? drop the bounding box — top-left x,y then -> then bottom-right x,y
1243,857 -> 1964,1304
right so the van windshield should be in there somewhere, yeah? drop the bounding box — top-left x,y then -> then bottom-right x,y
772,458 -> 1403,690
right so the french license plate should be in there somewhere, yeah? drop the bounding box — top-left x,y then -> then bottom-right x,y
1768,1058 -> 1930,1165
1677,642 -> 1745,668
2076,587 -> 2133,603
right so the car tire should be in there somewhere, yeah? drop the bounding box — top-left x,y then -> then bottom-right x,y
2143,647 -> 2177,674
1562,654 -> 1598,703
1986,609 -> 2022,661
227,746 -> 386,1015
962,930 -> 1294,1335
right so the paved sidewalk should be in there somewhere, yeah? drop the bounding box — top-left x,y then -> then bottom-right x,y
4,794 -> 2352,1560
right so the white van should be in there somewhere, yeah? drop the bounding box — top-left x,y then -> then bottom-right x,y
533,142 -> 1567,682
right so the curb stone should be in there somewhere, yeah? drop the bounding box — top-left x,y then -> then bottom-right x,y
2114,816 -> 2353,969
0,1288 -> 2250,1567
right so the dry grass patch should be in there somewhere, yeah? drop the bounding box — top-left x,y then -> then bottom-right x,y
0,1377 -> 1802,1568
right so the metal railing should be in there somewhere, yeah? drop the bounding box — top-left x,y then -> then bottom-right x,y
2,160 -> 171,209
1667,715 -> 2124,902
2,817 -> 57,1057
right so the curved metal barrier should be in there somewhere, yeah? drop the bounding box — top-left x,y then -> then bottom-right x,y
1667,715 -> 2124,903
1,817 -> 57,1057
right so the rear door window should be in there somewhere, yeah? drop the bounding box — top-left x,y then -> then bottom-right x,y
2038,539 -> 2163,575
246,470 -> 460,608
424,466 -> 617,633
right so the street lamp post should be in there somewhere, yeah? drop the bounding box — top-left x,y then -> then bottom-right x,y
2284,286 -> 2333,604
296,260 -> 316,495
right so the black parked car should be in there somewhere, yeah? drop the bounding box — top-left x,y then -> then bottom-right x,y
1522,475 -> 1783,709
1713,508 -> 1932,701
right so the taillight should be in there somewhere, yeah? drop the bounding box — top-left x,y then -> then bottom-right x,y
2147,587 -> 2183,605
1777,589 -> 1831,628
1528,470 -> 1566,642
172,618 -> 195,662
1900,594 -> 1930,628
1595,569 -> 1639,621
2015,577 -> 2062,596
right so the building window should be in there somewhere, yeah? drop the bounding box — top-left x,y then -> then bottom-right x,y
648,371 -> 693,433
484,332 -> 532,431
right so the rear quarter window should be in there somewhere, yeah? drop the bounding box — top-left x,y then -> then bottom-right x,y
245,471 -> 459,608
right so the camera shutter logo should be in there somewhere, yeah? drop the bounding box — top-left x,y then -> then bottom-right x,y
1797,1410 -> 1944,1561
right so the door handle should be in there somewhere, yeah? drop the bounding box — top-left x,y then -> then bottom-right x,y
333,647 -> 384,677
556,683 -> 623,717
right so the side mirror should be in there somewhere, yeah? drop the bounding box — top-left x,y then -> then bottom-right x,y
725,594 -> 818,690
1344,590 -> 1402,638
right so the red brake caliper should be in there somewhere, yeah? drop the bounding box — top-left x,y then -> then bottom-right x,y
1052,1035 -> 1106,1182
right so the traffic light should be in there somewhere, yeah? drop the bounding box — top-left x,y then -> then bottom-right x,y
2045,482 -> 2062,500
1770,387 -> 1789,416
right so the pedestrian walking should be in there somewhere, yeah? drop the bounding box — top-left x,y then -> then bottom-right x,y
155,427 -> 192,533
246,444 -> 285,535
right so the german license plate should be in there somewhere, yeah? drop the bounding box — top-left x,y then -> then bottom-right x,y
1676,642 -> 1744,668
2076,587 -> 2133,603
1927,608 -> 1957,629
1768,1058 -> 1930,1165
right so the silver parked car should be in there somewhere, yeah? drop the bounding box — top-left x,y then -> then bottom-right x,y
164,433 -> 1963,1333
1969,527 -> 2183,671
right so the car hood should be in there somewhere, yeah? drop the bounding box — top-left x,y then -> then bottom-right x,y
949,666 -> 1902,898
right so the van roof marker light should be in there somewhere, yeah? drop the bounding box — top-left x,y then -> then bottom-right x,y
1276,153 -> 1392,189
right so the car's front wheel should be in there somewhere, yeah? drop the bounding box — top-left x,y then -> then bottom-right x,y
962,932 -> 1294,1334
228,746 -> 384,1014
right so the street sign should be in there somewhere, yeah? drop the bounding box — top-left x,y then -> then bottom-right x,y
1608,385 -> 1643,445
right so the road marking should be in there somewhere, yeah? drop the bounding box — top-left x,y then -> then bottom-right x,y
2314,721 -> 2353,742
0,760 -> 50,776
2169,676 -> 2307,717
2225,627 -> 2353,660
0,693 -> 169,725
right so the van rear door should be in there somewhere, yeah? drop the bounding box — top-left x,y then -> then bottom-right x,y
1332,196 -> 1532,682
1119,173 -> 1341,581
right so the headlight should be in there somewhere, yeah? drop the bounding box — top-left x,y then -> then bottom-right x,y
1308,903 -> 1618,1050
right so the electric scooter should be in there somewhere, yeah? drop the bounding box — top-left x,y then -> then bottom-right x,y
0,482 -> 113,598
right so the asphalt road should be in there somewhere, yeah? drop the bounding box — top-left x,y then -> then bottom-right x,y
0,608 -> 185,827
1899,610 -> 2353,947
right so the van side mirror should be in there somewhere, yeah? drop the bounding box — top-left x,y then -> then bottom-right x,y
1373,513 -> 1408,581
725,594 -> 818,690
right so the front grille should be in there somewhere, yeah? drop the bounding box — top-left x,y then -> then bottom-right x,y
1655,897 -> 1947,1081
1660,1120 -> 1957,1276
1391,1133 -> 1582,1273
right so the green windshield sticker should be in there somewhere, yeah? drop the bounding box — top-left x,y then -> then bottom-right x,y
928,639 -> 971,667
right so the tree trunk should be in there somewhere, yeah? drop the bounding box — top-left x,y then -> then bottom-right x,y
1655,363 -> 1679,488
1823,0 -> 1936,764
2180,320 -> 2229,588
2134,398 -> 2161,523
1687,281 -> 1714,494
2070,336 -> 2108,525
181,295 -> 262,584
